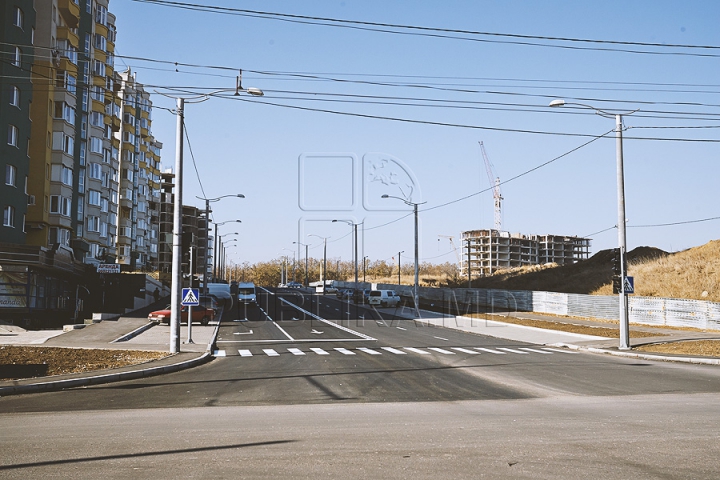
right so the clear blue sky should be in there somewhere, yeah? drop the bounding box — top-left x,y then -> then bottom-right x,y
111,1 -> 719,267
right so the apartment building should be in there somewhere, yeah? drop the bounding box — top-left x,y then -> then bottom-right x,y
461,229 -> 591,277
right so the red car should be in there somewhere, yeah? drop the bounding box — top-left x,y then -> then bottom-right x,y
148,304 -> 215,326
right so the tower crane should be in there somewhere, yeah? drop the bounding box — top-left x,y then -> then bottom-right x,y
479,141 -> 503,231
438,235 -> 461,268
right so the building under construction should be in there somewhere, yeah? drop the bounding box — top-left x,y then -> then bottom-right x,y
461,230 -> 591,277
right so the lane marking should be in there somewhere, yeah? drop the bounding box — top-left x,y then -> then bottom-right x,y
233,330 -> 253,335
404,347 -> 431,355
334,347 -> 356,355
288,348 -> 306,356
396,327 -> 407,331
497,347 -> 530,354
519,347 -> 553,354
428,347 -> 455,354
475,347 -> 506,355
278,297 -> 376,341
238,349 -> 253,357
213,350 -> 226,357
381,347 -> 407,355
357,347 -> 381,355
433,336 -> 449,341
310,347 -> 330,355
451,347 -> 480,354
263,349 -> 280,357
269,319 -> 294,341
542,347 -> 579,354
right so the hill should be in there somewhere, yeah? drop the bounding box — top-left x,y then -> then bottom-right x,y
456,240 -> 719,302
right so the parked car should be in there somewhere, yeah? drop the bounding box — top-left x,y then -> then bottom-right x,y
287,281 -> 302,288
336,288 -> 350,299
148,304 -> 215,325
367,290 -> 401,307
353,289 -> 371,304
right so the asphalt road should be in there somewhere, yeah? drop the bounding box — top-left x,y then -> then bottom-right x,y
2,287 -> 720,478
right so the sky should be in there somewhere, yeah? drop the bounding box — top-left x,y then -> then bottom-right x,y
110,0 -> 719,268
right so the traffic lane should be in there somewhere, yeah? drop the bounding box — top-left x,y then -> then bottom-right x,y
284,292 -> 409,323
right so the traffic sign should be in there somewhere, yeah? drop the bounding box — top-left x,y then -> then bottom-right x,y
181,288 -> 200,306
624,276 -> 635,294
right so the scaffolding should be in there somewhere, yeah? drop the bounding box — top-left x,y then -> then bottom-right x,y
461,229 -> 591,277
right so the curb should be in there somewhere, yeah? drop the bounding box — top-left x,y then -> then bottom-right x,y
0,351 -> 213,397
552,343 -> 720,366
110,321 -> 157,343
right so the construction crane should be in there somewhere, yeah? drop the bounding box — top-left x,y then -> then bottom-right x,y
438,235 -> 461,268
479,141 -> 503,231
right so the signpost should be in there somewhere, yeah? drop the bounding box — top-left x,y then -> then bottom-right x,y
181,288 -> 199,344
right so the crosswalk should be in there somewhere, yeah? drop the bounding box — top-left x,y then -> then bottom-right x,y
213,346 -> 578,358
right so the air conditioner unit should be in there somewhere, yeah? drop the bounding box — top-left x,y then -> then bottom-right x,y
27,195 -> 36,206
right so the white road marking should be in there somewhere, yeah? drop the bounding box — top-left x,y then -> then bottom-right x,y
433,336 -> 449,341
311,329 -> 324,335
381,347 -> 407,355
497,347 -> 530,354
288,348 -> 305,356
334,348 -> 356,355
404,347 -> 431,355
357,347 -> 381,355
238,349 -> 253,357
213,350 -> 226,357
233,330 -> 253,335
451,347 -> 480,354
475,347 -> 506,355
519,347 -> 553,354
396,327 -> 407,331
310,347 -> 330,355
263,349 -> 280,357
542,347 -> 579,354
428,347 -> 455,354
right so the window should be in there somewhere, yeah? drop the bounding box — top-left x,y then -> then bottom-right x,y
100,197 -> 108,213
54,101 -> 75,123
93,60 -> 105,77
3,206 -> 15,227
13,47 -> 21,67
13,7 -> 24,29
77,169 -> 85,193
100,222 -> 107,238
5,165 -> 17,186
136,236 -> 145,248
88,189 -> 101,206
96,4 -> 108,25
88,162 -> 102,180
49,227 -> 71,246
50,195 -> 72,216
10,86 -> 19,107
56,72 -> 77,95
90,111 -> 104,127
87,216 -> 100,232
94,34 -> 106,51
89,136 -> 103,154
7,125 -> 19,147
52,132 -> 74,155
51,165 -> 73,186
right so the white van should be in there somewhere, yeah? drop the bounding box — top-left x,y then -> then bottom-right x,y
368,290 -> 401,307
237,282 -> 257,305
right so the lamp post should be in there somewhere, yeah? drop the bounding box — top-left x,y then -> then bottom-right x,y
222,238 -> 238,281
363,256 -> 369,283
382,195 -> 425,317
397,250 -> 404,286
293,241 -> 309,287
308,234 -> 329,292
333,220 -> 361,291
167,74 -> 262,354
549,99 -> 633,350
213,220 -> 241,282
197,194 -> 244,296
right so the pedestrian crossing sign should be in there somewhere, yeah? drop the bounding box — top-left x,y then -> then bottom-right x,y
624,276 -> 635,294
181,288 -> 200,306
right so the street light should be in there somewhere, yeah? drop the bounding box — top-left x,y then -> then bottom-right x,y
363,256 -> 369,283
549,98 -> 634,350
214,220 -> 242,282
197,194 -> 244,297
283,248 -> 296,283
293,241 -> 309,287
397,250 -> 404,286
382,194 -> 426,317
308,234 -> 330,292
333,220 -> 361,291
167,74 -> 262,354
221,238 -> 238,282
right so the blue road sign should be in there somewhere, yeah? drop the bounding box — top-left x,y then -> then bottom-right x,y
181,288 -> 200,306
624,276 -> 635,294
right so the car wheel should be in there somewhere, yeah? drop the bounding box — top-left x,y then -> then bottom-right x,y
201,316 -> 210,326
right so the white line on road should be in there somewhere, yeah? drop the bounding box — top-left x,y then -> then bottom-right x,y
427,347 -> 455,354
381,347 -> 406,355
357,347 -> 381,355
288,348 -> 306,356
404,347 -> 431,355
263,349 -> 280,357
310,347 -> 330,355
475,347 -> 506,355
519,347 -> 553,354
396,327 -> 407,331
542,347 -> 579,354
451,347 -> 480,354
238,349 -> 253,357
497,347 -> 530,354
334,348 -> 356,355
433,336 -> 449,341
213,350 -> 226,357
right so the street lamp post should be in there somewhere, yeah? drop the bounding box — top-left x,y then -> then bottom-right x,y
363,256 -> 369,283
222,238 -> 238,282
333,220 -> 361,291
213,221 -> 241,282
382,195 -> 425,317
293,241 -> 309,287
397,250 -> 404,286
549,99 -> 633,350
197,195 -> 244,297
308,234 -> 329,292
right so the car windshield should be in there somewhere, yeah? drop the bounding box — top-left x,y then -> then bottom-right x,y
238,288 -> 254,295
370,291 -> 381,296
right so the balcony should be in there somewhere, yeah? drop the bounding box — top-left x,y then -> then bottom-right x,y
58,0 -> 80,28
56,26 -> 79,48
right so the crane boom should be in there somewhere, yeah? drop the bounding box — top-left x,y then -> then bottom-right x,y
438,235 -> 461,268
479,141 -> 502,230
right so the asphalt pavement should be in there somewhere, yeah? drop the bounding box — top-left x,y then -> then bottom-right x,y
2,293 -> 719,395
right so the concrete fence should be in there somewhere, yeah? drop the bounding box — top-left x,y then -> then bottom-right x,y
334,281 -> 720,331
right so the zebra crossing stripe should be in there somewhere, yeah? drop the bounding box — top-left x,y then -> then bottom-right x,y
475,347 -> 506,354
263,349 -> 280,357
335,348 -> 356,355
357,347 -> 381,355
213,350 -> 226,357
427,347 -> 455,354
519,347 -> 553,354
451,348 -> 480,354
310,347 -> 330,355
404,347 -> 431,355
381,347 -> 406,355
542,347 -> 579,354
497,347 -> 529,354
238,349 -> 252,357
288,348 -> 305,356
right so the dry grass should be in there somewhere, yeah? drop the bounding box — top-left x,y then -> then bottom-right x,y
635,341 -> 720,357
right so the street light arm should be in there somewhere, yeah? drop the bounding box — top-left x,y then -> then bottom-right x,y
548,99 -> 638,118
